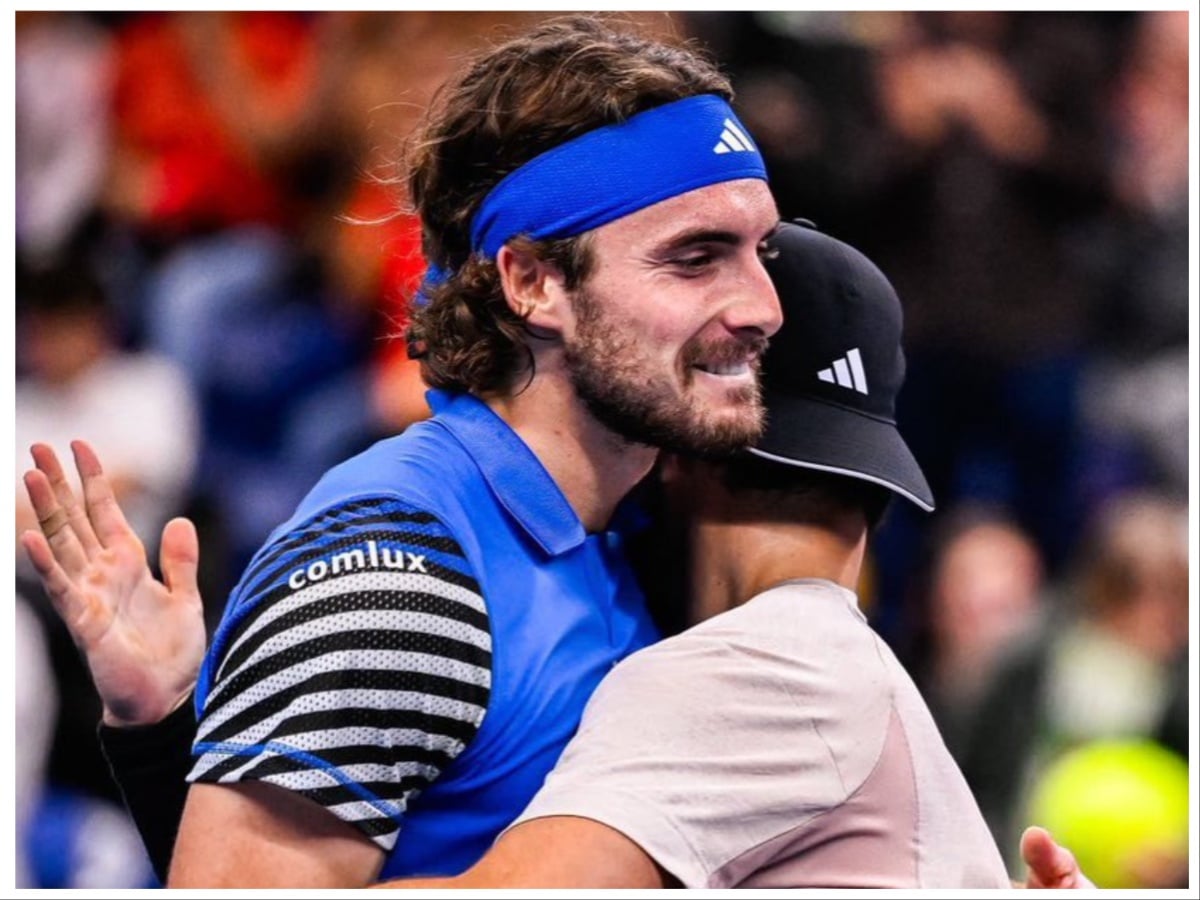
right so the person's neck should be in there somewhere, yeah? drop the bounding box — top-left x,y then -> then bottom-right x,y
483,378 -> 658,533
688,511 -> 868,623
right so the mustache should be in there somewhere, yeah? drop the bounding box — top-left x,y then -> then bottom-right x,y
682,334 -> 770,369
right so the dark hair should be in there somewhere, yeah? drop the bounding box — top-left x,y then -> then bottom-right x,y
405,15 -> 732,394
716,452 -> 894,530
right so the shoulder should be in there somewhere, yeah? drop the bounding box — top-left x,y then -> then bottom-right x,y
199,485 -> 490,706
735,581 -> 887,677
236,488 -> 480,603
190,485 -> 494,850
207,417 -> 495,676
594,581 -> 895,757
644,580 -> 880,680
293,422 -> 470,521
745,579 -> 895,708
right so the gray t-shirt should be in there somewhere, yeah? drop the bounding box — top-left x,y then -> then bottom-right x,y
513,579 -> 1010,888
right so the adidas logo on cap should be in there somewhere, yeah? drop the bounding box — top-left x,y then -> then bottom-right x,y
713,118 -> 756,154
817,348 -> 869,395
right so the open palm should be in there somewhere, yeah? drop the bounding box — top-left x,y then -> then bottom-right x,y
21,440 -> 206,727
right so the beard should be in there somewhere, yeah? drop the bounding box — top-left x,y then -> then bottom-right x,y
563,288 -> 767,458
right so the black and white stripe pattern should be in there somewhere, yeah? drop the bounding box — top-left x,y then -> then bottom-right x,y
188,497 -> 491,849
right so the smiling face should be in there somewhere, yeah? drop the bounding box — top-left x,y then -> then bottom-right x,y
562,179 -> 782,457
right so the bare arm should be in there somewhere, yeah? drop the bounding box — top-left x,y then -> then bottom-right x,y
376,820 -> 1099,892
374,815 -> 671,889
168,782 -> 384,887
380,818 -> 1093,890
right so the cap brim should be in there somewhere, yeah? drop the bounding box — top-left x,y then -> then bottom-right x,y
750,392 -> 935,512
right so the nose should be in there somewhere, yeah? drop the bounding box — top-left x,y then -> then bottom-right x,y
721,252 -> 783,339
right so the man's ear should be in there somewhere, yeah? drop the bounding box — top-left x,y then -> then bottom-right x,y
495,243 -> 571,339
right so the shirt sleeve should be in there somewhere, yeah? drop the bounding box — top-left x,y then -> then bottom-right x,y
187,495 -> 491,851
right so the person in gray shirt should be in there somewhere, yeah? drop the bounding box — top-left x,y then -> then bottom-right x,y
384,222 -> 1093,889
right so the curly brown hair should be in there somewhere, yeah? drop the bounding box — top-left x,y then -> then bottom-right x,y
405,15 -> 732,395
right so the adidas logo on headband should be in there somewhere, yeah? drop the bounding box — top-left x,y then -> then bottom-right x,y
713,118 -> 757,154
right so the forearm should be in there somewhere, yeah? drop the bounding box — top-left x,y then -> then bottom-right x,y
372,816 -> 670,889
98,695 -> 198,883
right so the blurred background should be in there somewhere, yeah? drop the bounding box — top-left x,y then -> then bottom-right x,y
13,10 -> 1191,889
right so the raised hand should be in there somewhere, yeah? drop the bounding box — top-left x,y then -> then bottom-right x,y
1020,826 -> 1096,889
20,440 -> 207,727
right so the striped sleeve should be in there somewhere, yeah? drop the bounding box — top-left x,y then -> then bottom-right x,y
187,496 -> 490,850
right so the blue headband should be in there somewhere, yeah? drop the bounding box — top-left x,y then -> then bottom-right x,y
469,94 -> 767,259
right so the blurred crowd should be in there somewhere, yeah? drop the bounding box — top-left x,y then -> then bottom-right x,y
13,11 -> 1190,888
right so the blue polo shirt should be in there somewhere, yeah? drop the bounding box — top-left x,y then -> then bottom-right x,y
189,389 -> 659,878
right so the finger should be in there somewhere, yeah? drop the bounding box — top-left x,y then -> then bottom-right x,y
160,517 -> 201,600
21,530 -> 86,623
31,442 -> 102,557
72,439 -> 135,548
23,468 -> 91,576
1020,826 -> 1054,887
1020,826 -> 1077,888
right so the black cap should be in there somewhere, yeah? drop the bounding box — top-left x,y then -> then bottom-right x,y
753,221 -> 934,511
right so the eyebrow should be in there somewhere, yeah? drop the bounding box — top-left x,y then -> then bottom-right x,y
653,218 -> 783,255
651,228 -> 746,256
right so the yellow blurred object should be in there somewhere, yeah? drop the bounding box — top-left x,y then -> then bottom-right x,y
1026,739 -> 1189,889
